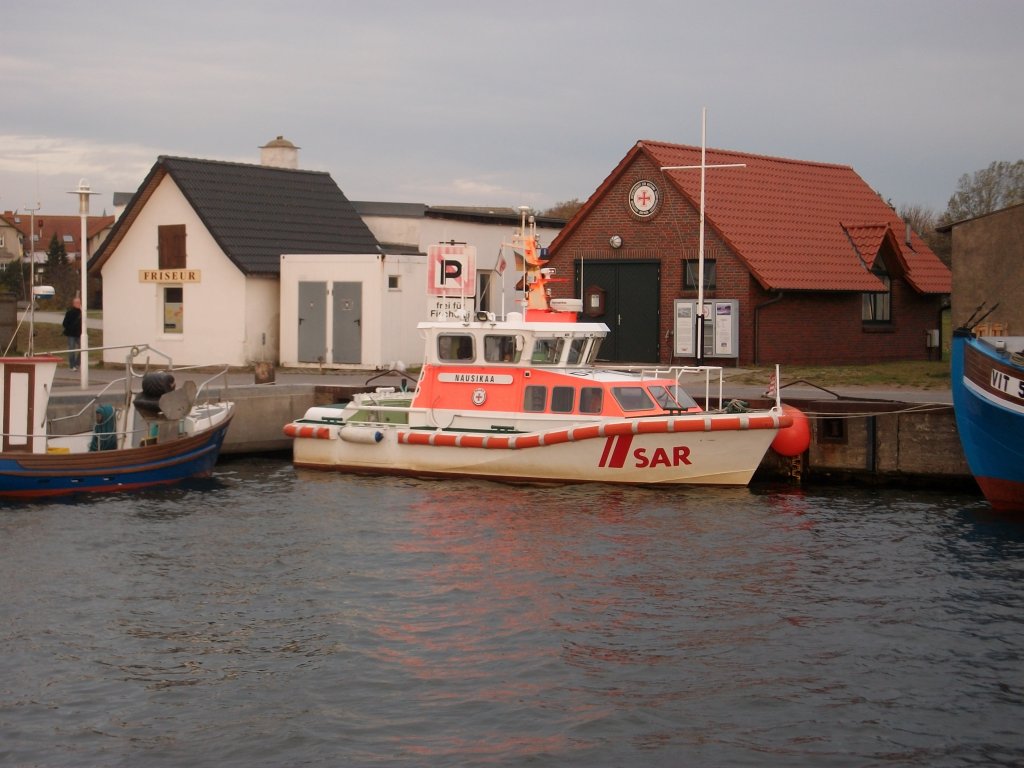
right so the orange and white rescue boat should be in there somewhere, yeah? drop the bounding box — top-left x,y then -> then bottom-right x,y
285,215 -> 806,485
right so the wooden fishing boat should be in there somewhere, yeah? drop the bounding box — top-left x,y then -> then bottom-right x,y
1,347 -> 234,500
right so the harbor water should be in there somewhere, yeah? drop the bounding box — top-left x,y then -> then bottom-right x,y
1,457 -> 1021,767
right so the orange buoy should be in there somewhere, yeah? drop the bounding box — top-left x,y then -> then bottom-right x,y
771,405 -> 811,457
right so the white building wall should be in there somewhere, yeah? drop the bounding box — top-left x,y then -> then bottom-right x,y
100,176 -> 250,367
359,214 -> 562,318
279,253 -> 426,369
243,276 -> 280,365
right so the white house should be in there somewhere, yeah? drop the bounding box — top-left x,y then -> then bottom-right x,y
89,140 -> 380,367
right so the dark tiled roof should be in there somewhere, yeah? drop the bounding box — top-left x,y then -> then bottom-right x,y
93,156 -> 380,276
551,141 -> 951,294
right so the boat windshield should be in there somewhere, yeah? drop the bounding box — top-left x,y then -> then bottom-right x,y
567,338 -> 588,365
648,384 -> 699,411
611,386 -> 656,412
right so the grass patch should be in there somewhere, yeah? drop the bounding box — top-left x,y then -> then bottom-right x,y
7,322 -> 102,367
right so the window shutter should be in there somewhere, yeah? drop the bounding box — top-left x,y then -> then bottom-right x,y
158,225 -> 186,269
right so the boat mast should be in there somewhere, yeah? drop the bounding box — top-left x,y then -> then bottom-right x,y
661,107 -> 744,364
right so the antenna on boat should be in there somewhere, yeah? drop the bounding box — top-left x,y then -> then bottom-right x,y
660,107 -> 745,365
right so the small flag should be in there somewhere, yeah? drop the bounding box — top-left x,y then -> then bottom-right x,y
765,370 -> 778,398
496,252 -> 507,275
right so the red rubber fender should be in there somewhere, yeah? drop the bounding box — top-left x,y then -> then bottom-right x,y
771,405 -> 811,457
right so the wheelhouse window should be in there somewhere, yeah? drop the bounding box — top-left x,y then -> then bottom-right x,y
484,334 -> 521,363
567,338 -> 588,365
163,286 -> 183,333
611,386 -> 656,412
438,334 -> 474,361
531,337 -> 564,365
683,259 -> 717,291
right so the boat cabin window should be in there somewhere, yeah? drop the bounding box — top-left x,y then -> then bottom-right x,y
531,337 -> 564,365
438,334 -> 475,362
551,386 -> 575,413
648,384 -> 699,411
579,387 -> 603,414
524,385 -> 546,412
484,334 -> 522,363
567,338 -> 588,365
611,386 -> 656,412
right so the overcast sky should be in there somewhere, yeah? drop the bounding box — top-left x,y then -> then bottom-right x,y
2,0 -> 1021,219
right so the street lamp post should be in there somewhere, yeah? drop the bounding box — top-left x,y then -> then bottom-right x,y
69,179 -> 97,388
24,203 -> 40,355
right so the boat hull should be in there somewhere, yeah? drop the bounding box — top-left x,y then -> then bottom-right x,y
951,330 -> 1024,512
290,412 -> 787,486
0,417 -> 233,500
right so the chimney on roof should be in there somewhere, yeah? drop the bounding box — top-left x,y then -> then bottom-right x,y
259,135 -> 300,169
905,221 -> 912,247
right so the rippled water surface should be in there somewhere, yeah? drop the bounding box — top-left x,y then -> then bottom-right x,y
2,457 -> 1022,767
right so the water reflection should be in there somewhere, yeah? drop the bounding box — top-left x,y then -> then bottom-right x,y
0,462 -> 1020,767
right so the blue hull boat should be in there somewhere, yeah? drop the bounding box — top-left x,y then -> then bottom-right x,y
951,328 -> 1024,512
1,352 -> 234,501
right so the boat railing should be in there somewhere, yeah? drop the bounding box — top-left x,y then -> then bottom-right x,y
46,344 -> 233,443
632,365 -> 727,411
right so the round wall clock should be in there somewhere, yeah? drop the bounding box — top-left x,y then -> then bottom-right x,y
629,180 -> 659,217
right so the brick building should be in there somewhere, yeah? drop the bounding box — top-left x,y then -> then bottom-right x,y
545,140 -> 951,366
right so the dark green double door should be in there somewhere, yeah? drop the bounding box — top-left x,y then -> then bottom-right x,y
574,261 -> 660,363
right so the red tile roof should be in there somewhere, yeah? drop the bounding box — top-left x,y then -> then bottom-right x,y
552,141 -> 951,294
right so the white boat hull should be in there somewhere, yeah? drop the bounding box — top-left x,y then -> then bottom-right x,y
289,413 -> 784,485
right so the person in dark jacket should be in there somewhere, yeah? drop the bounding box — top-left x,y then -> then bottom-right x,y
62,297 -> 82,370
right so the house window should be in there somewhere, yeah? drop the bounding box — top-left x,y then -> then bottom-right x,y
683,259 -> 717,291
163,286 -> 183,333
862,273 -> 891,323
388,274 -> 400,290
158,224 -> 187,269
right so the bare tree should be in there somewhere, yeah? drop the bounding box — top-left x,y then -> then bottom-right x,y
899,203 -> 951,266
541,198 -> 584,220
942,160 -> 1024,223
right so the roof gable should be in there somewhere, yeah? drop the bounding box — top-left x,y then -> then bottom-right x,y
92,156 -> 380,275
551,141 -> 951,294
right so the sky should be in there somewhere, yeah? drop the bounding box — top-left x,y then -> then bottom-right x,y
2,0 -> 1022,219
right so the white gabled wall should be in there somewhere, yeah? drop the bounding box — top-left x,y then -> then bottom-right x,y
100,176 -> 250,367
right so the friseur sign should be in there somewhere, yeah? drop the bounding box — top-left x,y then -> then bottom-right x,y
138,270 -> 202,282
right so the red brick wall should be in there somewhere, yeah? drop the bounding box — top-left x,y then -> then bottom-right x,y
547,155 -> 945,366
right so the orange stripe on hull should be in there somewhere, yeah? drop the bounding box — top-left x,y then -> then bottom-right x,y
283,423 -> 333,440
392,411 -> 791,451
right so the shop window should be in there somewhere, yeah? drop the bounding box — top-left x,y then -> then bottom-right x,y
163,286 -> 183,333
